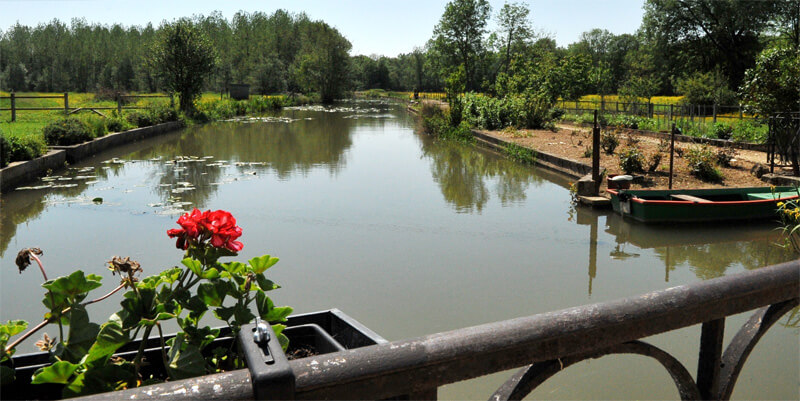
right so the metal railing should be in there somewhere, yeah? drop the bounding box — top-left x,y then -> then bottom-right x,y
0,92 -> 173,121
82,260 -> 799,401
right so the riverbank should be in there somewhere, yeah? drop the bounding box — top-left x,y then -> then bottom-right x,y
410,100 -> 798,193
0,121 -> 183,191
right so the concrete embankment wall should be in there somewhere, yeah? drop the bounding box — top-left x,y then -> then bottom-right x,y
408,104 -> 593,181
1,121 -> 183,192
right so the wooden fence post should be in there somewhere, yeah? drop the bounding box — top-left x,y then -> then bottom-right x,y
669,124 -> 676,190
712,104 -> 717,123
116,92 -> 122,114
592,110 -> 600,195
64,92 -> 69,116
10,91 -> 15,122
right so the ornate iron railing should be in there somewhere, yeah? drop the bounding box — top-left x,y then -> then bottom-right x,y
81,260 -> 799,401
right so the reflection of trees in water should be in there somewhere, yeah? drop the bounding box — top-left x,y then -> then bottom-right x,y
653,241 -> 794,281
0,163 -> 125,256
123,114 -> 356,208
420,136 -> 542,213
603,212 -> 795,282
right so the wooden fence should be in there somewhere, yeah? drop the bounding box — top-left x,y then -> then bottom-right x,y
0,92 -> 173,122
556,99 -> 756,125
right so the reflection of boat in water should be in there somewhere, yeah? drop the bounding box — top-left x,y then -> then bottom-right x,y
607,186 -> 799,223
603,212 -> 778,250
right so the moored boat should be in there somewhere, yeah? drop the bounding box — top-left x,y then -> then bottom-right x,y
607,186 -> 799,223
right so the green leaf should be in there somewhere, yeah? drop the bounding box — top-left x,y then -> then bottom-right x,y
264,306 -> 293,324
248,255 -> 279,274
42,270 -> 102,301
221,261 -> 247,275
272,324 -> 289,352
166,335 -> 206,380
255,274 -> 280,291
62,306 -> 100,364
232,304 -> 256,326
202,268 -> 220,279
181,258 -> 203,277
32,361 -> 79,384
0,320 -> 28,337
255,291 -> 273,318
62,363 -> 136,398
85,319 -> 129,364
197,282 -> 226,307
213,306 -> 235,322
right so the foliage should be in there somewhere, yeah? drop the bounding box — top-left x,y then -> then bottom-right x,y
731,119 -> 768,143
618,146 -> 645,174
646,151 -> 663,172
126,105 -> 181,128
674,69 -> 736,106
4,209 -> 292,396
600,129 -> 620,154
420,102 -> 474,143
293,22 -> 351,103
505,143 -> 536,164
1,130 -> 47,163
147,19 -> 218,112
739,44 -> 800,117
777,195 -> 800,254
43,118 -> 93,146
493,2 -> 534,75
715,146 -> 737,167
0,133 -> 9,167
684,145 -> 724,182
428,0 -> 492,91
710,122 -> 733,140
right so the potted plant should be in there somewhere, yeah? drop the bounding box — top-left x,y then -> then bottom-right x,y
1,209 -> 384,400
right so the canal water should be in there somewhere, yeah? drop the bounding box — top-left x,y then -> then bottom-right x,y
1,100 -> 797,399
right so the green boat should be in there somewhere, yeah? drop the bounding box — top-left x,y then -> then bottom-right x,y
607,186 -> 799,223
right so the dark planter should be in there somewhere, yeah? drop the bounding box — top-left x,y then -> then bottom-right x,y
3,309 -> 384,400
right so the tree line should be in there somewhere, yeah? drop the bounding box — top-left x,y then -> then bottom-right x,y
0,1 -> 798,113
0,10 -> 352,102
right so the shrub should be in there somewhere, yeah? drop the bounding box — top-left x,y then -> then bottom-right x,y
105,117 -> 132,133
127,105 -> 180,128
711,122 -> 733,140
0,134 -> 9,167
600,129 -> 620,154
618,146 -> 645,174
715,147 -> 738,167
4,134 -> 47,162
685,145 -> 724,182
77,115 -> 108,138
647,152 -> 663,172
43,118 -> 93,146
731,120 -> 768,143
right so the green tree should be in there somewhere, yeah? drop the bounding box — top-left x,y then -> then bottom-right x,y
739,44 -> 800,116
147,19 -> 217,112
642,0 -> 784,90
428,0 -> 491,91
674,69 -> 736,105
293,22 -> 351,103
494,2 -> 534,74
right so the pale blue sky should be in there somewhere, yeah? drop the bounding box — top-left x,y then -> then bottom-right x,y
0,0 -> 645,56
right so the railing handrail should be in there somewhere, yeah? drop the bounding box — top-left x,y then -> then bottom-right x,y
80,260 -> 800,400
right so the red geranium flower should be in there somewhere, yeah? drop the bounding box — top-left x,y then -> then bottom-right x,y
167,208 -> 243,252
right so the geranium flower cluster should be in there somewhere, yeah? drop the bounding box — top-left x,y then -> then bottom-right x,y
167,208 -> 243,252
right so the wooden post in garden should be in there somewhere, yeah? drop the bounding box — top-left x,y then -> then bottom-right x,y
64,92 -> 69,116
712,104 -> 717,123
592,110 -> 600,195
116,92 -> 122,114
669,123 -> 676,190
10,91 -> 15,122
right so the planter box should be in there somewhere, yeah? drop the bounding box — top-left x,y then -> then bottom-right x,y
3,309 -> 384,400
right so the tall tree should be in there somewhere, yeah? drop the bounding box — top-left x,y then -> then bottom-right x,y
293,21 -> 351,103
147,19 -> 217,112
428,0 -> 491,91
494,2 -> 534,74
642,0 -> 785,89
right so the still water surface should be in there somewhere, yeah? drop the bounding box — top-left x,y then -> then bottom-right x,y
1,101 -> 797,399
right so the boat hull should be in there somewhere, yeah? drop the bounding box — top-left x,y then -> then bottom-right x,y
607,186 -> 799,223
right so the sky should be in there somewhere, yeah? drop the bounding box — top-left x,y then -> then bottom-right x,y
0,0 -> 646,57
